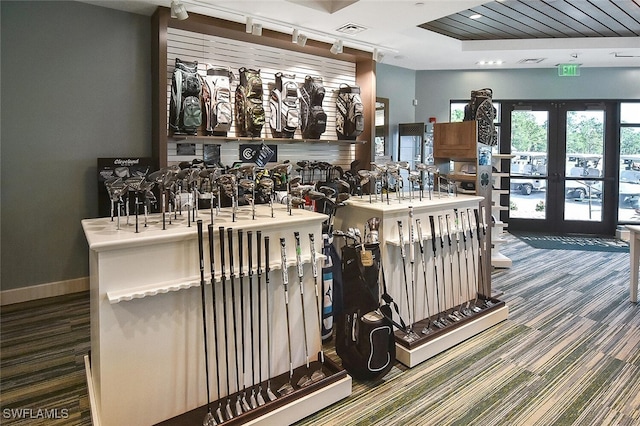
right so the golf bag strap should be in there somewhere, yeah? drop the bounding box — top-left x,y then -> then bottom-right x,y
380,262 -> 407,331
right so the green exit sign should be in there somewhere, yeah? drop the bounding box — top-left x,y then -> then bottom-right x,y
558,64 -> 581,77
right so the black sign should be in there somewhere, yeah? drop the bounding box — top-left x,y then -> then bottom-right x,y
239,144 -> 277,165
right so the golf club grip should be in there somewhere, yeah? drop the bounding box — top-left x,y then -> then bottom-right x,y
264,236 -> 270,276
438,216 -> 445,249
446,215 -> 453,247
294,232 -> 303,278
219,226 -> 226,275
280,238 -> 288,286
459,212 -> 468,243
467,210 -> 474,240
247,231 -> 253,275
197,220 -> 205,278
429,216 -> 437,252
309,233 -> 318,278
416,219 -> 424,253
397,221 -> 405,258
227,228 -> 234,274
474,208 -> 482,234
238,229 -> 244,275
208,224 -> 215,281
257,231 -> 262,273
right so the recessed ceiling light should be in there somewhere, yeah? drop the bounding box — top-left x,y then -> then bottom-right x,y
469,14 -> 482,19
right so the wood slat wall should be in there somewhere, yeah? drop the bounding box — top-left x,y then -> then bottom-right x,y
166,28 -> 358,171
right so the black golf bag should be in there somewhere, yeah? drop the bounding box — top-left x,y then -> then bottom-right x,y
336,83 -> 364,140
269,72 -> 299,138
300,75 -> 327,139
336,241 -> 395,380
235,67 -> 265,137
202,66 -> 233,135
169,58 -> 202,135
463,88 -> 497,146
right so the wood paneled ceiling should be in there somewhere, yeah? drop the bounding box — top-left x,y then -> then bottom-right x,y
419,0 -> 640,41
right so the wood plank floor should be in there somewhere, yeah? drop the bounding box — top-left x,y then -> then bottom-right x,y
1,235 -> 638,425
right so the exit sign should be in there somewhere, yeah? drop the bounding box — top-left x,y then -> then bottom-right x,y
558,64 -> 581,77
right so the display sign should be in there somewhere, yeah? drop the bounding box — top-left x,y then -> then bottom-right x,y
557,63 -> 580,77
239,144 -> 278,165
97,157 -> 156,218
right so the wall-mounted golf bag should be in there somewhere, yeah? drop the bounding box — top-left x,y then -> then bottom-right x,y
336,83 -> 364,140
299,75 -> 327,139
269,72 -> 300,138
169,58 -> 202,135
463,87 -> 497,146
336,239 -> 395,380
202,66 -> 233,136
235,67 -> 265,137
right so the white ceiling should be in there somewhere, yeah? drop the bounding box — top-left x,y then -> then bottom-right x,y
82,0 -> 640,70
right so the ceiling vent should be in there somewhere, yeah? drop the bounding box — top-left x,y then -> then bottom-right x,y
518,58 -> 546,64
335,23 -> 367,35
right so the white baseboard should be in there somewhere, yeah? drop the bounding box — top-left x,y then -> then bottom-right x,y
0,277 -> 89,306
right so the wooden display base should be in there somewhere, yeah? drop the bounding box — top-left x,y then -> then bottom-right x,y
394,299 -> 508,368
155,356 -> 351,426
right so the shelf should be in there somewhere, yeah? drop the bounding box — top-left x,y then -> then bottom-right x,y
168,135 -> 367,145
492,154 -> 516,159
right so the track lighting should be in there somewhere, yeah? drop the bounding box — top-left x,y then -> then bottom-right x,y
330,39 -> 343,55
246,17 -> 262,36
170,0 -> 188,20
292,29 -> 308,47
373,48 -> 384,63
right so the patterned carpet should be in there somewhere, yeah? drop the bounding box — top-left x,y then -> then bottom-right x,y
1,235 -> 639,426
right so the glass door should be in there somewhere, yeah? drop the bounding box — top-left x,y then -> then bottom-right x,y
505,102 -> 616,235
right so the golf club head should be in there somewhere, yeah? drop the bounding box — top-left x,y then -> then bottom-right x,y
256,388 -> 266,406
334,178 -> 351,193
415,163 -> 428,171
266,386 -> 277,401
335,192 -> 350,204
311,368 -> 326,382
290,175 -> 302,187
239,178 -> 255,191
203,411 -> 215,426
297,375 -> 313,387
318,186 -> 337,198
277,382 -> 294,396
307,190 -> 327,201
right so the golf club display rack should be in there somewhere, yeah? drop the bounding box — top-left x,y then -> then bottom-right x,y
82,204 -> 351,426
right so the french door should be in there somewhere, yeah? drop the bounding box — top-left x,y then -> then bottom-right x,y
503,101 -> 617,235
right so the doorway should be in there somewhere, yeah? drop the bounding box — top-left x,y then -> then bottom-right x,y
502,101 -> 617,235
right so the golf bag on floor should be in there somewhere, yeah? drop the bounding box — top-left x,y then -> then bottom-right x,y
322,233 -> 342,341
269,72 -> 299,138
202,66 -> 233,135
235,67 -> 265,137
336,83 -> 364,140
463,87 -> 497,146
300,75 -> 327,139
336,240 -> 395,380
170,58 -> 202,135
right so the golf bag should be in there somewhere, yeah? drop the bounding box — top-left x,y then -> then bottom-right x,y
269,72 -> 299,138
463,88 -> 497,146
235,67 -> 265,137
336,241 -> 395,380
321,233 -> 342,341
170,58 -> 202,135
300,75 -> 327,139
202,66 -> 233,135
336,83 -> 364,140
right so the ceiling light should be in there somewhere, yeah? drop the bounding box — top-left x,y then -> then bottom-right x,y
251,23 -> 263,36
373,48 -> 384,63
292,29 -> 299,43
297,33 -> 308,47
246,17 -> 253,33
469,14 -> 482,19
330,40 -> 343,55
170,0 -> 188,20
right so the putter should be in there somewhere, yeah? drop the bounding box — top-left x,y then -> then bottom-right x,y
428,216 -> 447,329
408,207 -> 418,331
308,233 -> 326,382
237,230 -> 251,412
218,227 -> 234,421
247,231 -> 258,409
226,228 -> 243,416
438,215 -> 459,323
397,220 -> 419,342
196,221 -> 216,426
293,232 -> 313,387
479,205 -> 495,308
278,238 -> 295,396
452,211 -> 468,317
208,224 -> 224,424
465,210 -> 482,313
415,219 -> 432,334
263,236 -> 278,401
459,213 -> 474,316
445,214 -> 464,320
255,231 -> 267,406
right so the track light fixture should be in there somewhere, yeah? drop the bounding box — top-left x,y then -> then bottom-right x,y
297,33 -> 308,47
292,29 -> 308,47
330,39 -> 343,55
373,48 -> 384,63
170,0 -> 188,20
245,17 -> 262,36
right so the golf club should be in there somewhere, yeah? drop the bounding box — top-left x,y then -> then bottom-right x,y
278,238 -> 295,396
263,236 -> 278,401
438,215 -> 459,323
445,214 -> 464,320
247,231 -> 258,409
208,224 -> 224,424
397,220 -> 419,342
465,210 -> 482,313
293,232 -> 313,387
255,231 -> 267,406
415,218 -> 432,334
408,207 -> 418,332
218,226 -> 233,420
226,228 -> 243,416
237,229 -> 251,412
428,216 -> 447,329
308,233 -> 326,381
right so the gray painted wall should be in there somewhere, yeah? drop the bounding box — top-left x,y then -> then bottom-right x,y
415,68 -> 640,123
376,63 -> 417,161
1,1 -> 151,291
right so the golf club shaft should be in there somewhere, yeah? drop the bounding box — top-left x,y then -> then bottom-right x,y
429,216 -> 444,323
218,227 -> 233,419
397,221 -> 413,330
207,224 -> 222,418
415,219 -> 431,325
196,221 -> 211,414
227,228 -> 242,413
309,233 -> 324,364
279,238 -> 294,382
294,232 -> 310,369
